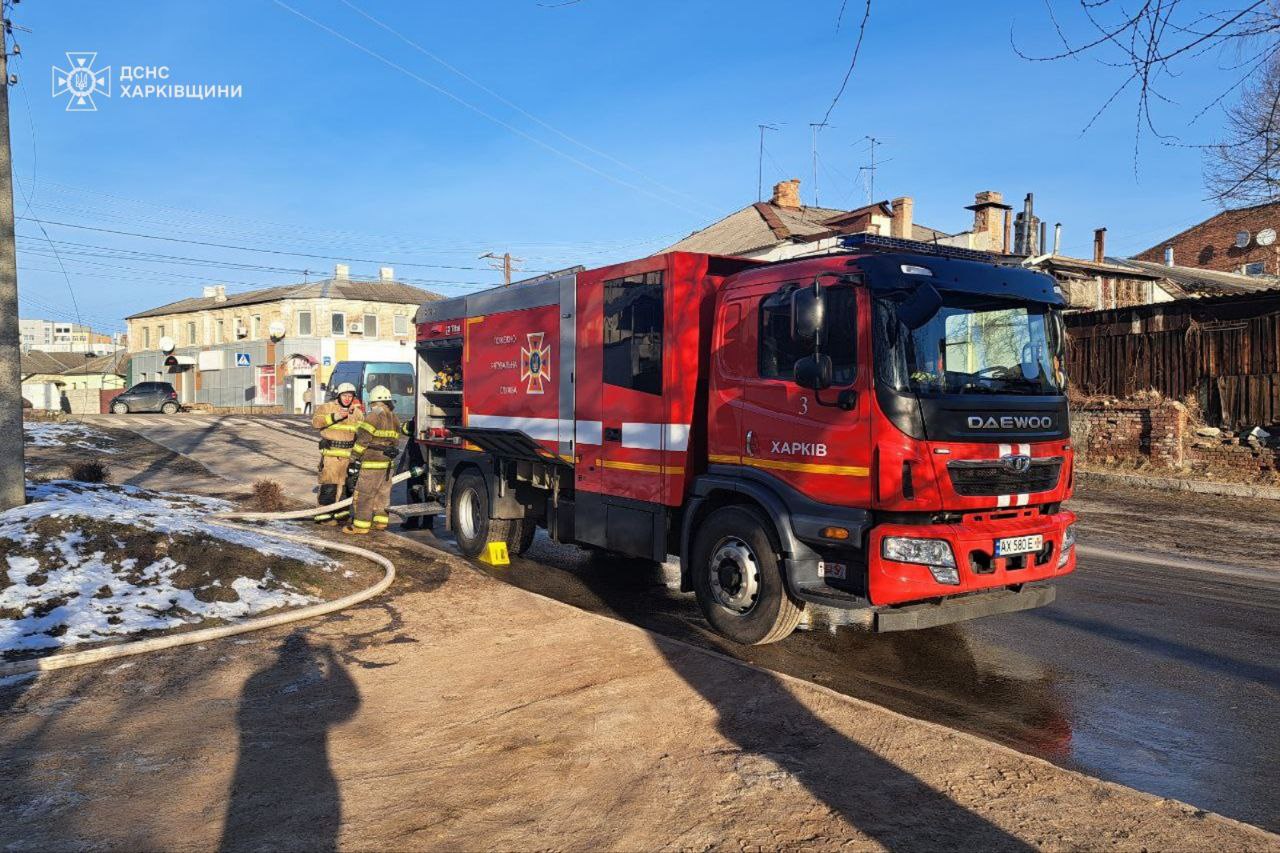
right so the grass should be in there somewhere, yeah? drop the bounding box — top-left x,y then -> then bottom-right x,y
250,479 -> 286,512
69,460 -> 110,484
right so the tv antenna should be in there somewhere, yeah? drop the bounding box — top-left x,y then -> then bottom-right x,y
756,123 -> 780,202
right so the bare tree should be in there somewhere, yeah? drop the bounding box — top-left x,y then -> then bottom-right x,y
1206,53 -> 1280,204
1015,2 -> 1280,205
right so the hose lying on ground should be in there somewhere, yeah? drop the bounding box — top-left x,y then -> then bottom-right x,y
0,469 -> 427,678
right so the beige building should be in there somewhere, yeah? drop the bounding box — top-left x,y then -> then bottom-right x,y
125,265 -> 439,411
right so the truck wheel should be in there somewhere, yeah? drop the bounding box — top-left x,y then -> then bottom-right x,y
691,505 -> 803,645
510,518 -> 537,555
450,469 -> 499,557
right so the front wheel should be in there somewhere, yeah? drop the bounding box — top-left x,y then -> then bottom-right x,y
111,402 -> 128,415
691,505 -> 803,645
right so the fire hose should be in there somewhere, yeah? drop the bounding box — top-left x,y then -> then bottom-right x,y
0,468 -> 427,678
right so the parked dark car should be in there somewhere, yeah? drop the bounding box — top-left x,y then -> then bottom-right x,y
111,382 -> 180,415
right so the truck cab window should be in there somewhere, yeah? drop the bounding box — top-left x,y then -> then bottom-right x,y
603,270 -> 664,395
759,284 -> 856,384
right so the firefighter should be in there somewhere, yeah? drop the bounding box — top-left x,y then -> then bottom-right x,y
343,385 -> 407,535
311,381 -> 364,525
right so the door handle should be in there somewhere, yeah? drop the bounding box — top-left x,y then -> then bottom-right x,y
604,427 -> 622,442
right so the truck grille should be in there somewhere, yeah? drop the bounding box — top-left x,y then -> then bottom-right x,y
947,458 -> 1063,497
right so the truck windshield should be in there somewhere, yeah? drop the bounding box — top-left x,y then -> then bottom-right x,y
875,293 -> 1065,396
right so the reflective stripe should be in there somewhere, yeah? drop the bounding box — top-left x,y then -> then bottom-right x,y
357,421 -> 376,433
321,448 -> 352,457
361,460 -> 391,469
352,519 -> 373,528
327,423 -> 359,432
313,513 -> 332,521
468,414 -> 560,442
371,428 -> 400,438
352,444 -> 367,454
706,453 -> 869,477
576,420 -> 602,445
373,514 -> 389,524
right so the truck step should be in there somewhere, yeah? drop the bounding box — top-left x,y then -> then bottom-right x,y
388,502 -> 444,518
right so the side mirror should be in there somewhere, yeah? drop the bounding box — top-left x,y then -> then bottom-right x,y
791,288 -> 825,347
794,354 -> 833,390
895,282 -> 943,331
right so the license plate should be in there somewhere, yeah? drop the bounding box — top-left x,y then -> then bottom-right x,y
995,534 -> 1043,556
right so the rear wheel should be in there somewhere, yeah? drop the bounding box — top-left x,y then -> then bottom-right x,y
691,505 -> 803,645
111,402 -> 128,415
160,402 -> 179,415
510,518 -> 537,555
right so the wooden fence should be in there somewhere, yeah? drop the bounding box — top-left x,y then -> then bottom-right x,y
1065,290 -> 1280,430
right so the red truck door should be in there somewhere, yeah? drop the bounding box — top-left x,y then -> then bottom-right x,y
738,279 -> 873,509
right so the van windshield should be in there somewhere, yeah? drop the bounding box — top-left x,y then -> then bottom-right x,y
875,293 -> 1065,396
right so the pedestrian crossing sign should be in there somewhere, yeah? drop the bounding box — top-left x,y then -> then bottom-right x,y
235,352 -> 251,367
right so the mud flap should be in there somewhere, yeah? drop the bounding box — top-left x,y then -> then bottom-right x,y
873,585 -> 1056,633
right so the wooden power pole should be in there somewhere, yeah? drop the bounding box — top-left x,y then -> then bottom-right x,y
0,18 -> 24,510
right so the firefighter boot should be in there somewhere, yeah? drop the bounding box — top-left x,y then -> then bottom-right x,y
314,484 -> 339,525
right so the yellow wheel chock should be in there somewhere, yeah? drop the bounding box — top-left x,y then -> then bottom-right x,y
479,541 -> 510,566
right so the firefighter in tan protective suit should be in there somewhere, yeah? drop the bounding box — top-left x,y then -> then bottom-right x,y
343,385 -> 409,535
311,382 -> 364,524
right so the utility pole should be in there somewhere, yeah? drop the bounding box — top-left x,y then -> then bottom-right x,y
0,14 -> 23,510
480,251 -> 524,286
756,123 -> 777,202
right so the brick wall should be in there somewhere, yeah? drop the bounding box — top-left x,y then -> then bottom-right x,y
1133,201 -> 1280,275
1072,400 -> 1279,483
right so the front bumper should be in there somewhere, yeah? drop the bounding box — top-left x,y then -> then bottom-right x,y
867,509 -> 1076,606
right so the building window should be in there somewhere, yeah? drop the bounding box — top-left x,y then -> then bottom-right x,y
331,312 -> 346,336
394,314 -> 410,336
251,315 -> 261,339
156,325 -> 165,344
186,321 -> 196,346
143,327 -> 151,349
759,284 -> 857,384
216,319 -> 225,343
1243,261 -> 1266,276
297,310 -> 313,337
603,270 -> 664,396
363,313 -> 378,337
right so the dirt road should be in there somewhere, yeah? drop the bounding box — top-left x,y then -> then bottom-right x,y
2,527 -> 1276,851
100,412 -> 1280,832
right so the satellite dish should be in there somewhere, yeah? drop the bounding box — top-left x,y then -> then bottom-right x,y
158,335 -> 175,354
1235,230 -> 1252,249
268,319 -> 286,340
1258,228 -> 1277,247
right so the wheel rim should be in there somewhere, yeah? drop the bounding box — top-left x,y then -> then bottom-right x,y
457,488 -> 482,541
708,536 -> 760,614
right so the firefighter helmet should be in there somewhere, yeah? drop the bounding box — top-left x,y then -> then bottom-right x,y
334,382 -> 357,395
368,385 -> 393,403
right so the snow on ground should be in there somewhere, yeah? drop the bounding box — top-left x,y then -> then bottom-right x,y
0,482 -> 336,654
22,421 -> 116,453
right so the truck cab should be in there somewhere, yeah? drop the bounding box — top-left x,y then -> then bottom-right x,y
410,237 -> 1076,644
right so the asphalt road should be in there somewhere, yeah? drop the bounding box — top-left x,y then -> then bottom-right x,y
98,412 -> 1280,832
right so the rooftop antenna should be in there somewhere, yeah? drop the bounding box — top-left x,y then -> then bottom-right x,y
809,122 -> 832,207
756,123 -> 779,202
864,135 -> 880,203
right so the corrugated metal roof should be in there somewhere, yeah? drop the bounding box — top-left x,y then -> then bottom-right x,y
20,350 -> 86,376
1114,258 -> 1280,295
125,277 -> 441,320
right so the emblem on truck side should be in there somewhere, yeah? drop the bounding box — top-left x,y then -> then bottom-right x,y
520,332 -> 551,395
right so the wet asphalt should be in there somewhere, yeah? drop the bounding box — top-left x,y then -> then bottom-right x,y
107,414 -> 1280,831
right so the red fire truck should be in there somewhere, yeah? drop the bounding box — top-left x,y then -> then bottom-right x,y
407,235 -> 1076,643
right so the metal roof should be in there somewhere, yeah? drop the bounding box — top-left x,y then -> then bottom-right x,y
1110,258 -> 1280,295
125,277 -> 441,320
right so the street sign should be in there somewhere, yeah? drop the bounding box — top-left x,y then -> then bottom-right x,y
235,352 -> 251,367
322,356 -> 332,366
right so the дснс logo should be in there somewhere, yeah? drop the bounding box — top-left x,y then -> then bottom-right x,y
52,52 -> 111,111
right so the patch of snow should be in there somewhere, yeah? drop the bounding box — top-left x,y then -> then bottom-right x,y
0,671 -> 38,688
0,481 -> 337,654
22,421 -> 116,453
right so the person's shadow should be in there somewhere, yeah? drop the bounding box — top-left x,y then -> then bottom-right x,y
219,631 -> 360,852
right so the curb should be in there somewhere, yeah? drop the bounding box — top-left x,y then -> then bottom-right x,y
1078,469 -> 1280,501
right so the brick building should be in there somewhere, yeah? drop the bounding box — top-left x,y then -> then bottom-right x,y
1134,200 -> 1280,276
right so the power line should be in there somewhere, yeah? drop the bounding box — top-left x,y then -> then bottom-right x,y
335,0 -> 712,216
271,0 -> 707,218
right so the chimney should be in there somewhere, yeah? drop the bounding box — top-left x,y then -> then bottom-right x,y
1093,228 -> 1107,264
965,190 -> 1012,252
1039,221 -> 1047,257
1053,223 -> 1062,255
771,178 -> 802,210
334,263 -> 350,281
202,285 -> 217,299
1163,245 -> 1175,266
379,266 -> 394,282
890,196 -> 914,239
215,285 -> 226,303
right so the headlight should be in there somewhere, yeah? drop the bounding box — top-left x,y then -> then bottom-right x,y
882,537 -> 956,569
1058,524 -> 1076,567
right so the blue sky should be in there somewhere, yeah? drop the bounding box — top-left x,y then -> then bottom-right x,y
14,0 -> 1246,333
